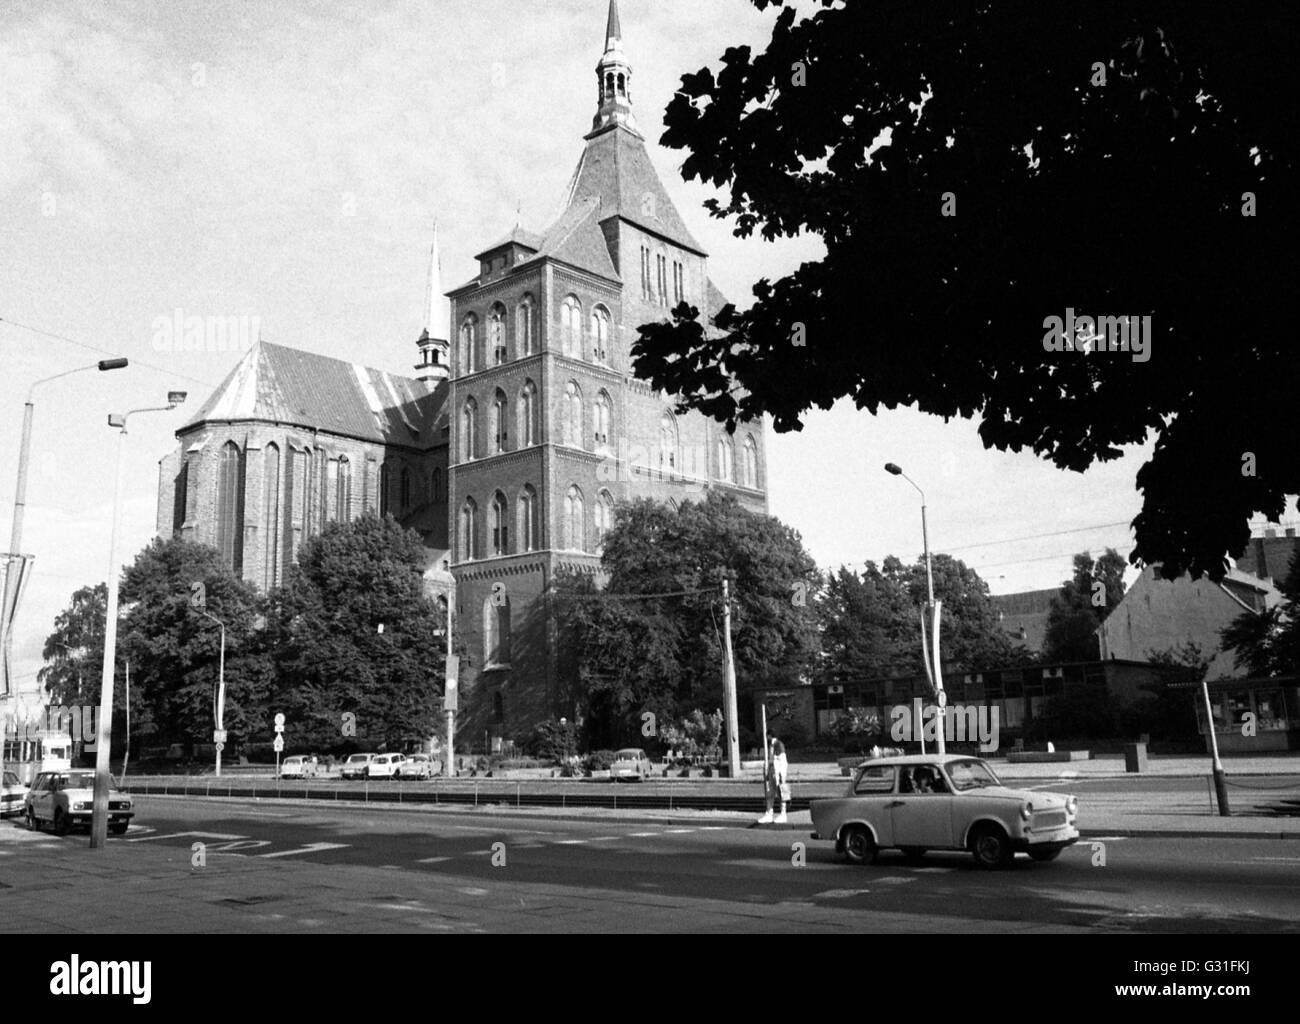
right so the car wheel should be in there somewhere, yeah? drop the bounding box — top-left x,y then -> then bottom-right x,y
25,806 -> 38,831
841,824 -> 877,866
970,824 -> 1014,869
1028,847 -> 1062,862
53,808 -> 70,837
901,847 -> 927,862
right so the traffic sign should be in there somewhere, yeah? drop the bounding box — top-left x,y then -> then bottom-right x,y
274,712 -> 286,728
272,735 -> 284,753
213,729 -> 227,743
443,656 -> 459,712
215,741 -> 225,753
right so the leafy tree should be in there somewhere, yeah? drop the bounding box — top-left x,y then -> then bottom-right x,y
1042,549 -> 1128,662
556,493 -> 820,742
40,584 -> 107,709
273,514 -> 444,750
118,538 -> 269,746
1129,642 -> 1208,741
632,2 -> 1297,581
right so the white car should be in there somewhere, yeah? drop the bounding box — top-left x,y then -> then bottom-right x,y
279,755 -> 318,779
24,769 -> 135,836
397,753 -> 432,779
2,770 -> 29,817
610,748 -> 654,780
367,753 -> 406,779
339,753 -> 375,780
810,754 -> 1079,869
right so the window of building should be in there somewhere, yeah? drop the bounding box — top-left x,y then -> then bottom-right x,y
216,441 -> 243,573
518,380 -> 537,446
640,245 -> 651,301
565,485 -> 585,551
336,455 -> 351,522
658,412 -> 677,473
460,497 -> 478,560
459,315 -> 478,375
595,490 -> 614,552
484,592 -> 512,666
519,484 -> 538,551
489,303 -> 507,365
742,434 -> 758,488
718,434 -> 734,482
673,260 -> 684,304
461,397 -> 477,462
379,461 -> 389,517
490,490 -> 509,556
594,390 -> 611,448
431,467 -> 443,503
656,254 -> 667,306
590,305 -> 610,364
490,389 -> 507,454
564,380 -> 583,447
516,294 -> 534,356
262,443 -> 280,590
562,295 -> 582,357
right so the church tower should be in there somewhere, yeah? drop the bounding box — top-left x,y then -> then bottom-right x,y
415,224 -> 451,384
591,0 -> 636,137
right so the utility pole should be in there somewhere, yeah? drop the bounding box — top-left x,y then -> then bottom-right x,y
720,576 -> 741,777
444,589 -> 456,777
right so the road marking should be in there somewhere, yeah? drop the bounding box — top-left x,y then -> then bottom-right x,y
873,876 -> 917,885
256,842 -> 349,859
556,839 -> 588,845
910,867 -> 953,873
1087,836 -> 1128,842
586,836 -> 620,842
662,828 -> 695,834
205,840 -> 273,853
627,832 -> 658,837
1248,856 -> 1300,863
813,888 -> 872,899
418,856 -> 452,863
128,830 -> 246,843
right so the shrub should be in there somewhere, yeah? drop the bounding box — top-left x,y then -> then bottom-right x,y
584,749 -> 618,772
519,719 -> 582,765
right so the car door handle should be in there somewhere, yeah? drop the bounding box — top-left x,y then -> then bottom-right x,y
886,800 -> 905,808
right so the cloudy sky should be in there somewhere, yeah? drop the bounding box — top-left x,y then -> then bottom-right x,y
1,0 -> 1185,701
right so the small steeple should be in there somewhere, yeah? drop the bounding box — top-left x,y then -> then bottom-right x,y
590,0 -> 638,136
415,222 -> 450,384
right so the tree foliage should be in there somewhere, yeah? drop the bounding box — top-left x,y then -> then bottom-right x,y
632,2 -> 1297,581
40,584 -> 107,709
1042,549 -> 1128,662
1220,550 -> 1300,677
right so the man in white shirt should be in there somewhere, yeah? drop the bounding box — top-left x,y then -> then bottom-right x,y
757,735 -> 789,824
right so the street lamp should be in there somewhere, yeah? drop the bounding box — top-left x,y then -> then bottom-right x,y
3,359 -> 128,699
90,390 -> 186,849
2,359 -> 127,786
885,462 -> 946,754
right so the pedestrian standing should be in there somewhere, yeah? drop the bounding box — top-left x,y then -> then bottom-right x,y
757,734 -> 789,824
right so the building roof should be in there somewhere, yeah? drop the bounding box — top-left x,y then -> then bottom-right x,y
474,225 -> 543,260
180,341 -> 448,449
559,125 -> 706,256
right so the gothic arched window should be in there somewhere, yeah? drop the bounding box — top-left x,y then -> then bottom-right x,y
658,412 -> 678,474
718,434 -> 734,483
336,454 -> 351,521
742,434 -> 759,488
461,397 -> 477,462
262,443 -> 280,589
490,490 -> 509,556
590,305 -> 610,364
519,484 -> 538,551
490,389 -> 507,454
459,314 -> 478,375
489,303 -> 507,365
564,380 -> 583,447
518,380 -> 537,446
216,441 -> 243,573
431,467 -> 443,502
379,461 -> 390,517
564,485 -> 585,551
595,489 -> 614,553
400,465 -> 411,510
516,294 -> 534,356
484,592 -> 512,666
593,390 -> 611,448
460,497 -> 478,561
562,295 -> 582,357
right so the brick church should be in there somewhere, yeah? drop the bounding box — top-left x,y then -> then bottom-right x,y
156,0 -> 769,749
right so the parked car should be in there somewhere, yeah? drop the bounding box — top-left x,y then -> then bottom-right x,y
610,748 -> 653,781
24,770 -> 135,836
367,753 -> 406,779
339,753 -> 376,780
2,770 -> 29,817
279,755 -> 318,779
397,753 -> 432,779
809,754 -> 1079,869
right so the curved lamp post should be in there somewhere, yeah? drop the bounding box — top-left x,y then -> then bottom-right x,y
885,462 -> 946,754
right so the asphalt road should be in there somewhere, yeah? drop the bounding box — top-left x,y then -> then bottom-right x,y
60,795 -> 1300,932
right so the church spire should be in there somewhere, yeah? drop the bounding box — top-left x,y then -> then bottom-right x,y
591,0 -> 637,136
415,222 -> 450,384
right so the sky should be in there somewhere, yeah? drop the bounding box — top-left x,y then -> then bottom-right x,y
4,0 -> 1263,704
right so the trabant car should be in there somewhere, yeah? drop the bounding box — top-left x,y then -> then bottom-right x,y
810,754 -> 1078,869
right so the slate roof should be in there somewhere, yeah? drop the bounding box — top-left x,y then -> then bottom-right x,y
475,226 -> 543,259
559,125 -> 706,256
181,341 -> 448,450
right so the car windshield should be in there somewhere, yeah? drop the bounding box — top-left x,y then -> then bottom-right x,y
945,759 -> 1002,791
64,772 -> 96,788
3,771 -> 18,786
347,755 -> 367,763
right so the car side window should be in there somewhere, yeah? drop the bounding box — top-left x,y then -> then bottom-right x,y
854,766 -> 895,794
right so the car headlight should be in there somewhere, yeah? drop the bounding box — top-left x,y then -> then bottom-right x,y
73,802 -> 90,810
1020,801 -> 1033,821
1065,795 -> 1078,815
